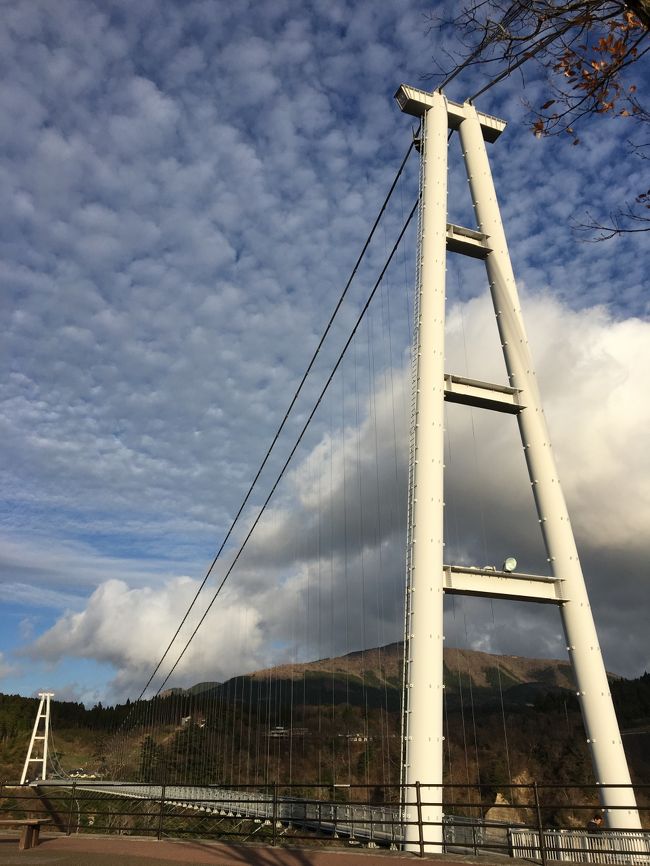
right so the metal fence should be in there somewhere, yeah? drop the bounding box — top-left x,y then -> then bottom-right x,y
510,829 -> 650,865
1,779 -> 648,862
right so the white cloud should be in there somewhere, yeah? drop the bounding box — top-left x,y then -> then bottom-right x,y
26,292 -> 650,691
29,577 -> 265,699
0,652 -> 17,679
444,292 -> 650,553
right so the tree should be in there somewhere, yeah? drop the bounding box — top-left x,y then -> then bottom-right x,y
92,734 -> 109,776
432,1 -> 649,238
139,735 -> 163,783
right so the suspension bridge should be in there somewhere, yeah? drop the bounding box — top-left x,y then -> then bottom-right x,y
14,86 -> 649,859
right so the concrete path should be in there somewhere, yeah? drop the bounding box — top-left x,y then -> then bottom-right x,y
0,834 -> 503,866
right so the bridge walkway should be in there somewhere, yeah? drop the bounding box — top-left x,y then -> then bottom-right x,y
0,833 -> 507,866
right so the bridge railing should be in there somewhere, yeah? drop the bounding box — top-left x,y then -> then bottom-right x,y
510,828 -> 650,865
2,779 -> 649,862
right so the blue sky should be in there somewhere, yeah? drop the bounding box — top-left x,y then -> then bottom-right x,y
1,0 -> 648,705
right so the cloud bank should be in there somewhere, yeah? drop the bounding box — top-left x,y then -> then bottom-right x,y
29,293 -> 650,698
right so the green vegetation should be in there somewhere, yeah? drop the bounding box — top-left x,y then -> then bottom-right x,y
2,649 -> 648,830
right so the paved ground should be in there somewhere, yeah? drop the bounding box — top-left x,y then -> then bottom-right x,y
0,834 -> 505,866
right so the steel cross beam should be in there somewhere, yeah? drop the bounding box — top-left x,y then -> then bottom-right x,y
395,85 -> 506,142
444,374 -> 523,414
445,223 -> 492,258
443,565 -> 564,604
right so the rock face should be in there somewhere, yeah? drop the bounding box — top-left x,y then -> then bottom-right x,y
485,790 -> 532,831
484,792 -> 517,846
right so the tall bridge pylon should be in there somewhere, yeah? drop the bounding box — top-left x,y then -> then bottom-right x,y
20,691 -> 54,785
396,86 -> 640,852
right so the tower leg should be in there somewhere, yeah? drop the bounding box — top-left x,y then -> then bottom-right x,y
458,104 -> 640,831
403,91 -> 448,852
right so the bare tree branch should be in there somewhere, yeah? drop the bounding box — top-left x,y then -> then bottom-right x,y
432,0 -> 649,239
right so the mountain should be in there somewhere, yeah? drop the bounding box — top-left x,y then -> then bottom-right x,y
186,642 -> 578,711
160,681 -> 221,699
1,646 -> 648,816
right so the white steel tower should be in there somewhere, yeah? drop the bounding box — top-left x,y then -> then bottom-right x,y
20,692 -> 54,784
397,87 -> 640,852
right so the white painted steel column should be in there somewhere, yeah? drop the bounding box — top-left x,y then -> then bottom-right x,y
458,104 -> 640,830
404,91 -> 448,852
42,693 -> 51,781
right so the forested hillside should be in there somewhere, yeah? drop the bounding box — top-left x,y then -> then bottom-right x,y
2,647 -> 648,812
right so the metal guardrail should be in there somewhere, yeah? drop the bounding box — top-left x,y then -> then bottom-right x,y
2,779 -> 649,861
511,829 -> 650,865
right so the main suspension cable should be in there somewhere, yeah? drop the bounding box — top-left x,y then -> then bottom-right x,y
153,199 -> 419,696
134,139 -> 416,702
